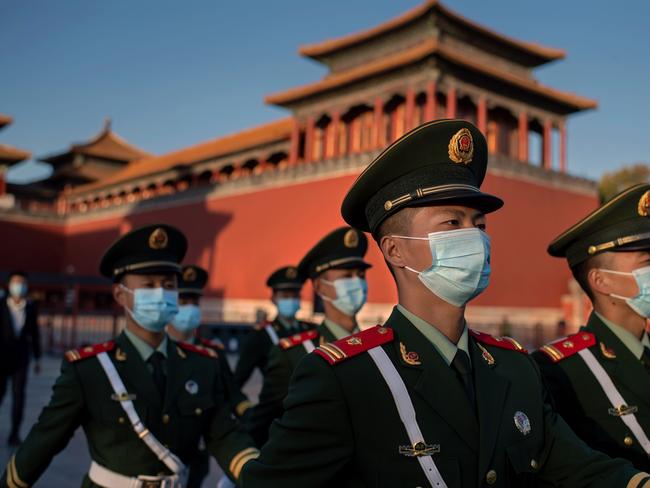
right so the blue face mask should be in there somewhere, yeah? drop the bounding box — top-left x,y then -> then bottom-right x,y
121,286 -> 179,332
9,282 -> 27,299
394,227 -> 491,307
601,266 -> 650,318
276,298 -> 301,319
171,304 -> 202,333
320,276 -> 368,317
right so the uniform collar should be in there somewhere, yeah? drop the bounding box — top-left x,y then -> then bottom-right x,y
396,304 -> 470,367
276,315 -> 297,331
6,297 -> 26,310
124,327 -> 168,362
595,311 -> 650,359
322,318 -> 357,340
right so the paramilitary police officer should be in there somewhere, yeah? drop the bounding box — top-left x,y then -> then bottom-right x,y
166,264 -> 252,488
533,184 -> 650,471
241,120 -> 648,487
245,227 -> 371,446
1,224 -> 259,488
233,266 -> 313,388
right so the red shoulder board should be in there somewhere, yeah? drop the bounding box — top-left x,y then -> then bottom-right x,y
470,330 -> 528,354
199,337 -> 225,351
279,330 -> 319,350
178,341 -> 218,359
314,326 -> 394,366
538,332 -> 595,363
65,341 -> 115,362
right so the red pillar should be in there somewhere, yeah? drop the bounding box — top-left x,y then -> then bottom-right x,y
331,110 -> 341,158
425,80 -> 437,121
304,116 -> 316,163
559,121 -> 567,173
477,96 -> 487,134
288,119 -> 300,165
405,87 -> 416,131
518,112 -> 528,163
446,86 -> 457,118
543,119 -> 553,169
373,97 -> 383,149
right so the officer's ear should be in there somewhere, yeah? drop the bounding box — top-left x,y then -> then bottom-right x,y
380,235 -> 407,270
586,254 -> 612,297
112,277 -> 129,307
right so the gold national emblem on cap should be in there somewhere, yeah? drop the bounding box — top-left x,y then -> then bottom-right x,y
286,267 -> 298,279
448,128 -> 474,165
149,227 -> 169,250
343,229 -> 359,248
183,267 -> 197,282
639,190 -> 650,217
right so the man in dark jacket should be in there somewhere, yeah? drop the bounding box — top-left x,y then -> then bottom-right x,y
0,271 -> 41,446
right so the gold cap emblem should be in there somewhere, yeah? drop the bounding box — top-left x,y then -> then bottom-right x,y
638,190 -> 650,217
285,267 -> 298,279
344,229 -> 359,248
448,128 -> 474,165
183,267 -> 197,282
149,227 -> 169,250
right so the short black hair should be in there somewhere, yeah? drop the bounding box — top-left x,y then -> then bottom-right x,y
570,254 -> 609,302
373,208 -> 420,279
8,271 -> 28,281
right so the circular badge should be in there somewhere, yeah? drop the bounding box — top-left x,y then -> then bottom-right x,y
285,267 -> 298,279
448,128 -> 474,165
183,267 -> 197,283
344,229 -> 359,248
638,190 -> 650,217
149,227 -> 169,250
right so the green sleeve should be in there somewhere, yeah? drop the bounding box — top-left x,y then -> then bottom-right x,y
244,346 -> 292,447
532,356 -> 642,487
2,358 -> 85,487
234,330 -> 269,388
241,352 -> 354,487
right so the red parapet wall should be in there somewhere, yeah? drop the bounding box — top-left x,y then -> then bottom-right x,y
2,171 -> 597,309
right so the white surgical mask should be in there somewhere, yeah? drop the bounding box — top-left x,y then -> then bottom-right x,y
9,282 -> 27,299
171,304 -> 202,333
120,285 -> 179,332
600,266 -> 650,318
393,227 -> 491,307
320,276 -> 368,317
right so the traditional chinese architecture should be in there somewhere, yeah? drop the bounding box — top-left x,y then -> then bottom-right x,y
0,114 -> 31,203
0,0 -> 599,341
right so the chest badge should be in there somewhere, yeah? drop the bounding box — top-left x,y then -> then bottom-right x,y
185,380 -> 199,395
514,411 -> 531,435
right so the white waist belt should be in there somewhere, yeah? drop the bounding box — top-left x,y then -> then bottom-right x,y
367,346 -> 448,488
265,326 -> 279,345
89,461 -> 185,488
578,348 -> 650,455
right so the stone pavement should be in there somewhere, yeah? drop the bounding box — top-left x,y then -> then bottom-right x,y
0,354 -> 262,487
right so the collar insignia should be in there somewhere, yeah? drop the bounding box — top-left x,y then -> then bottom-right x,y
400,342 -> 421,365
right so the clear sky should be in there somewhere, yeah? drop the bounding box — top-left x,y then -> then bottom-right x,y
1,0 -> 648,184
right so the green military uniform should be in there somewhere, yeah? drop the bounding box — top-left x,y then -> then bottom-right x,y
233,266 -> 313,388
245,227 -> 370,447
533,184 -> 650,471
241,120 -> 648,487
1,225 -> 258,488
175,265 -> 253,488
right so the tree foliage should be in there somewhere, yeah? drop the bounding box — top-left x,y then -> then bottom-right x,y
599,163 -> 650,203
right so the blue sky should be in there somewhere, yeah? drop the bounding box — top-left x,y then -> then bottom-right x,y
1,0 -> 648,183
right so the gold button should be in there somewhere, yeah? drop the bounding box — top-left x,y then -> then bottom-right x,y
384,200 -> 393,211
530,459 -> 539,470
486,469 -> 497,485
118,416 -> 125,424
624,435 -> 634,446
195,408 -> 202,416
162,414 -> 170,424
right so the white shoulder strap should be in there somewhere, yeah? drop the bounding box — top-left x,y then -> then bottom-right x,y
302,340 -> 315,353
96,352 -> 187,474
578,348 -> 650,455
367,346 -> 447,488
264,325 -> 280,345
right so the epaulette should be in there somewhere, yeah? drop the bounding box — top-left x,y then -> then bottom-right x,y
178,341 -> 218,359
470,330 -> 528,354
537,332 -> 595,363
199,337 -> 225,351
279,330 -> 319,350
314,326 -> 394,365
65,341 -> 115,362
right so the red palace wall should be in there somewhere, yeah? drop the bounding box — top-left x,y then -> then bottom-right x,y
2,171 -> 597,312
